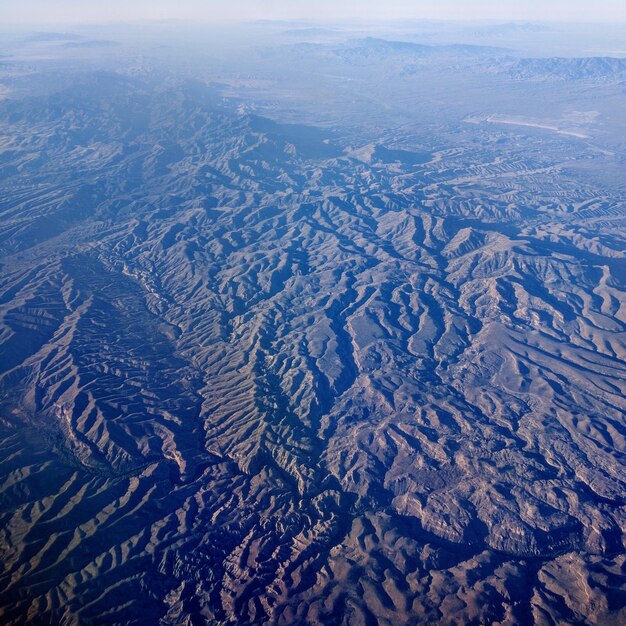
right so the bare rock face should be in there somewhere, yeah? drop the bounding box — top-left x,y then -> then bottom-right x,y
0,49 -> 625,626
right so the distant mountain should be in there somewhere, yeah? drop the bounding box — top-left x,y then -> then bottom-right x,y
353,37 -> 432,55
352,38 -> 510,57
329,38 -> 511,68
469,22 -> 549,36
509,56 -> 626,80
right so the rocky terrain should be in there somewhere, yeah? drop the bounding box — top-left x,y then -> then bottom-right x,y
0,26 -> 625,625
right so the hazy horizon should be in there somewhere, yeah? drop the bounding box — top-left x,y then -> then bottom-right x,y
1,0 -> 626,26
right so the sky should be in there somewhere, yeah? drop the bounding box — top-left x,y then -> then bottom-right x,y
1,0 -> 625,25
